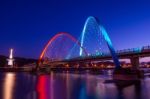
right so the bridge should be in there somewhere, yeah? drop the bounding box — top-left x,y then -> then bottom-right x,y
40,45 -> 150,69
0,16 -> 147,79
38,16 -> 150,71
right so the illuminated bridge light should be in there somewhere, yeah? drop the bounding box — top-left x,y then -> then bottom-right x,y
39,16 -> 121,69
39,32 -> 88,63
133,47 -> 142,53
79,16 -> 120,69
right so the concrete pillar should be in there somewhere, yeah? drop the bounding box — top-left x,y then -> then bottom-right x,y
130,57 -> 139,69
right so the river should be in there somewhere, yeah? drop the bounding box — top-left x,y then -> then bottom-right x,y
0,71 -> 150,99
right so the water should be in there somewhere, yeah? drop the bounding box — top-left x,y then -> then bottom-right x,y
0,71 -> 150,99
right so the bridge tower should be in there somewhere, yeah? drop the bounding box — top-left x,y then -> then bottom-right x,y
7,49 -> 14,67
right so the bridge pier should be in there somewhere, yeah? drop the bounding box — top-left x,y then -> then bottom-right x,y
113,56 -> 144,80
130,57 -> 140,69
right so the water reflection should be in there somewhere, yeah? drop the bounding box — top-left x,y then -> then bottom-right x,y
37,72 -> 54,99
66,71 -> 70,99
36,72 -> 146,99
115,80 -> 142,99
3,73 -> 16,99
0,72 -> 150,99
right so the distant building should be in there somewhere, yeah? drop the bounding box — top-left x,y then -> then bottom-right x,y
7,49 -> 14,67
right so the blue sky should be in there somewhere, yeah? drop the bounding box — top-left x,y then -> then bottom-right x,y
0,0 -> 150,58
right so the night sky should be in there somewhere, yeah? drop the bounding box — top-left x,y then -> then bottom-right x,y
0,0 -> 150,59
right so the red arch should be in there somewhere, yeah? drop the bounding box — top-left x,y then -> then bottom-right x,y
39,32 -> 88,62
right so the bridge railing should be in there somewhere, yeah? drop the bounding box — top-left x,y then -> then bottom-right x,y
142,45 -> 150,52
43,45 -> 150,62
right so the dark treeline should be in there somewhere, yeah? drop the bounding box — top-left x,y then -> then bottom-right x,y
0,55 -> 37,67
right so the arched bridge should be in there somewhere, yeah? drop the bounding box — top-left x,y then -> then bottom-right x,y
45,46 -> 150,69
38,16 -> 150,69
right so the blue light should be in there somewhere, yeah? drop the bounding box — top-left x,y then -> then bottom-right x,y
100,25 -> 120,68
80,16 -> 121,69
134,47 -> 142,53
80,17 -> 92,56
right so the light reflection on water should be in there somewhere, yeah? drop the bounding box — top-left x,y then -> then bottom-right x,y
0,72 -> 150,99
3,73 -> 15,99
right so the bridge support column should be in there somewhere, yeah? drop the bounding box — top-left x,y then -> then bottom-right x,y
130,57 -> 139,69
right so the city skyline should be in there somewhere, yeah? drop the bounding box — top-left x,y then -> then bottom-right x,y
0,0 -> 150,58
